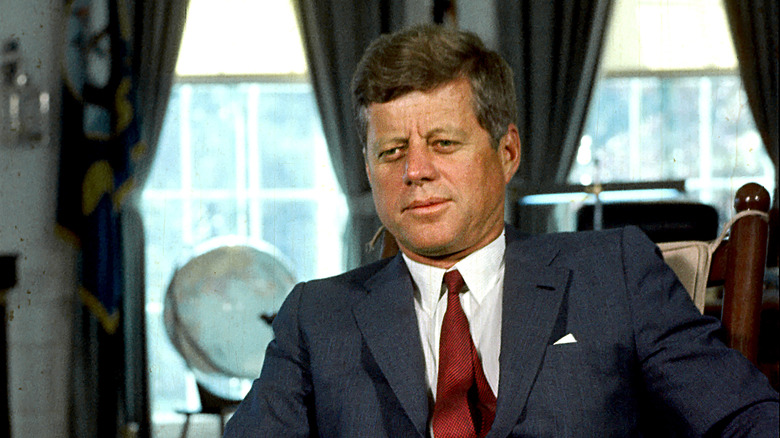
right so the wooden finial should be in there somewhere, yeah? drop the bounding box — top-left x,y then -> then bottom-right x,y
735,182 -> 770,213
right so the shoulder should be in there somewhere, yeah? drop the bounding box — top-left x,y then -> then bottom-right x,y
280,255 -> 399,312
506,225 -> 657,266
306,255 -> 397,291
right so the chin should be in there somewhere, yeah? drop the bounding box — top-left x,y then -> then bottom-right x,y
400,235 -> 458,258
389,220 -> 461,255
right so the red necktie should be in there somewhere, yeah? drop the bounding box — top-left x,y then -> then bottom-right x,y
432,270 -> 497,438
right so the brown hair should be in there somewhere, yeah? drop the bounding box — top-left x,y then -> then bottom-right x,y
351,24 -> 516,148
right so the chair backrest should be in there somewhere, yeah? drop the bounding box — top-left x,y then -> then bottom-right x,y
659,183 -> 771,364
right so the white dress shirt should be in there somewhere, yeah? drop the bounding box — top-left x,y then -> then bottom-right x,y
402,231 -> 505,400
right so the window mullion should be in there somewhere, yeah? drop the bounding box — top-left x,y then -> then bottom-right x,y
247,84 -> 262,241
698,77 -> 713,204
180,84 -> 194,244
235,91 -> 249,236
628,78 -> 642,179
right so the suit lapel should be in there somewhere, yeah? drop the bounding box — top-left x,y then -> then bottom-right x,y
353,255 -> 429,437
488,234 -> 571,438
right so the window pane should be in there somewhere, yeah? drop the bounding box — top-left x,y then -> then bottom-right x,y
642,77 -> 699,180
710,78 -> 768,178
187,85 -> 240,190
191,198 -> 240,243
260,199 -> 318,280
255,84 -> 322,189
146,89 -> 182,190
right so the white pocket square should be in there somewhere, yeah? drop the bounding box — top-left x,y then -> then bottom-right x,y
553,333 -> 577,345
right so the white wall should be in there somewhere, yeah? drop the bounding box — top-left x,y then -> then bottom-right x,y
0,0 -> 75,436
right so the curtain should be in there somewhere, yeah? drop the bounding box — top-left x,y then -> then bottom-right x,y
123,1 -> 188,434
724,0 -> 778,167
58,0 -> 187,436
497,0 -> 613,228
294,0 -> 406,268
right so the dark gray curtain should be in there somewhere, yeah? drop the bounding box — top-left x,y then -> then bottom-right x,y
125,0 -> 189,436
133,0 -> 190,173
294,0 -> 406,268
724,0 -> 778,167
497,0 -> 613,226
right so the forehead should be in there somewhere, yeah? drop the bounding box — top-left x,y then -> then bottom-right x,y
365,79 -> 478,138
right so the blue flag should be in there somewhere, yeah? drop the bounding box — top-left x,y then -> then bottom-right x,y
58,0 -> 144,335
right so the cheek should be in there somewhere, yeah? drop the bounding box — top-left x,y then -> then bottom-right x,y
369,171 -> 400,209
464,159 -> 505,200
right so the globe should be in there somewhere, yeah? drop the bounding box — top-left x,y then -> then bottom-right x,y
164,237 -> 296,401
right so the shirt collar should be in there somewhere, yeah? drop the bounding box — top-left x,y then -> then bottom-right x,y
403,230 -> 506,313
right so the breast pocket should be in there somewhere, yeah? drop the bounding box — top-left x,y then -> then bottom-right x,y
537,343 -> 584,397
519,342 -> 639,437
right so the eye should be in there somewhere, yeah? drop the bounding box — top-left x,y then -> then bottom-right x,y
433,139 -> 458,150
378,145 -> 405,161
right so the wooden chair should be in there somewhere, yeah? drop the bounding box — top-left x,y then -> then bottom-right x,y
659,183 -> 771,365
374,226 -> 400,260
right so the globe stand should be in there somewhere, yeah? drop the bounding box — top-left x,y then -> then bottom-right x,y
177,382 -> 241,437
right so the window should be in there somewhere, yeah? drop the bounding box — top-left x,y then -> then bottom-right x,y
140,0 -> 347,431
568,75 -> 774,219
567,0 -> 775,229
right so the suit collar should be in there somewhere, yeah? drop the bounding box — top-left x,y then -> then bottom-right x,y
353,255 -> 429,437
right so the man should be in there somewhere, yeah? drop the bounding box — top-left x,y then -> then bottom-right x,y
225,24 -> 778,437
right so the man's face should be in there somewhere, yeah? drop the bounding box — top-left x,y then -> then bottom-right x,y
365,78 -> 520,268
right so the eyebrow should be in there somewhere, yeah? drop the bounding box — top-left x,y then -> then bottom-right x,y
425,126 -> 468,139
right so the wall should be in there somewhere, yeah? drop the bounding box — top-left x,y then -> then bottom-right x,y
0,0 -> 74,436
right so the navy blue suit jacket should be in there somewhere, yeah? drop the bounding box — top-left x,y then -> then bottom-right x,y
225,226 -> 778,437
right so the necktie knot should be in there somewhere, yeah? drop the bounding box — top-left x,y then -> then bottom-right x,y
443,270 -> 466,297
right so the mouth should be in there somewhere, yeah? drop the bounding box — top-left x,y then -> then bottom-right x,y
403,197 -> 450,213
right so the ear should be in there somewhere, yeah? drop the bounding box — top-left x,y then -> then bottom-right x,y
498,124 -> 521,183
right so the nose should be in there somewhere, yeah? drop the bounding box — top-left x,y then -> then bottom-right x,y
403,141 -> 437,186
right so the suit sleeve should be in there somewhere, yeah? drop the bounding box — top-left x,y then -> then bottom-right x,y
224,283 -> 314,437
619,226 -> 779,436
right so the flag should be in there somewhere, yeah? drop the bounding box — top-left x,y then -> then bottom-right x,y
57,0 -> 144,435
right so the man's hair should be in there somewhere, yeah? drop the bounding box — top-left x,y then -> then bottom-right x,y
351,24 -> 517,148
